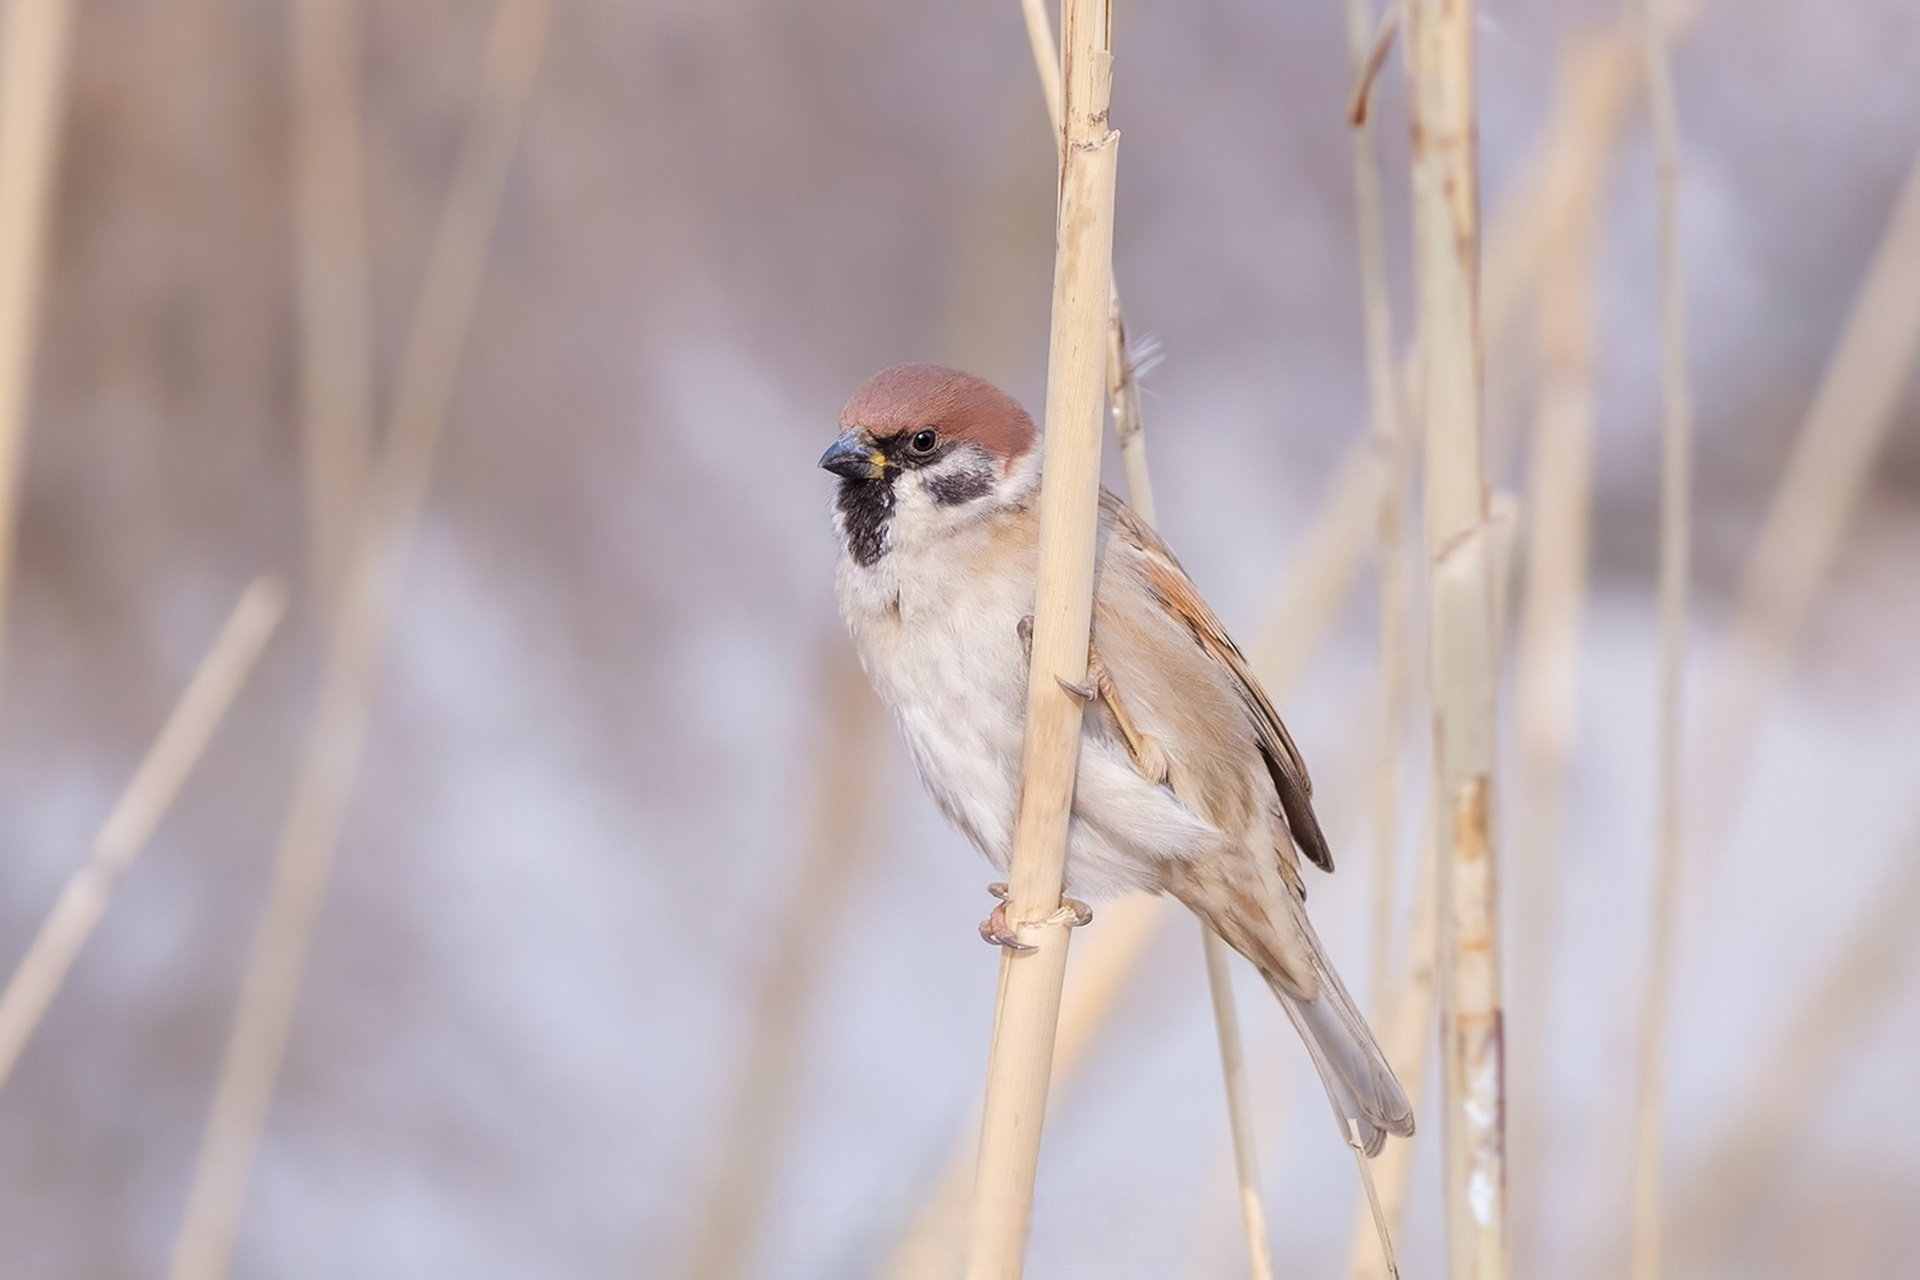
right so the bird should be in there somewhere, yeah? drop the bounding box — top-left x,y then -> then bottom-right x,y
820,362 -> 1414,1155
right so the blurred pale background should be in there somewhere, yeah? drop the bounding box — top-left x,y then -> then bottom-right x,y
0,0 -> 1916,1277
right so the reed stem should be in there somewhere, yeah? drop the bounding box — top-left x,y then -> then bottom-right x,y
963,0 -> 1118,1272
0,0 -> 74,692
1404,3 -> 1508,1276
0,578 -> 287,1091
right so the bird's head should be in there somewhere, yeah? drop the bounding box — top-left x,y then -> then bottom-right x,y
821,363 -> 1038,566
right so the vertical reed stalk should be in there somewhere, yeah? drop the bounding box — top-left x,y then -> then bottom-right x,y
166,5 -> 556,1277
684,644 -> 890,1280
1626,9 -> 1693,1280
885,894 -> 1167,1280
1019,0 -> 1151,504
1016,5 -> 1274,1273
1347,490 -> 1518,1280
1504,44 -> 1611,1273
0,0 -> 74,690
1344,0 -> 1412,1012
1198,929 -> 1275,1280
1689,149 -> 1920,879
1404,3 -> 1507,1277
0,577 -> 287,1091
1345,821 -> 1439,1280
963,0 -> 1117,1272
293,0 -> 376,613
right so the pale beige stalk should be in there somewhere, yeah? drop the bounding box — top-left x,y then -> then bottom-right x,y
0,577 -> 287,1091
1346,819 -> 1439,1280
166,5 -> 557,1277
1346,491 -> 1518,1280
1343,0 -> 1411,1013
1504,43 -> 1611,1266
1199,928 -> 1275,1280
1690,149 -> 1920,880
1404,4 -> 1507,1278
1008,7 -> 1272,1274
1020,0 -> 1151,506
1626,9 -> 1694,1280
1508,39 -> 1611,1020
887,894 -> 1166,1280
963,0 -> 1118,1272
293,0 -> 376,612
0,0 -> 75,690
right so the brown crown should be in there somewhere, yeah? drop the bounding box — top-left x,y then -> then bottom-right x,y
841,364 -> 1037,463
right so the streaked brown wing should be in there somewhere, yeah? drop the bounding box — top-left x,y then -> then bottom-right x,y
1103,492 -> 1334,873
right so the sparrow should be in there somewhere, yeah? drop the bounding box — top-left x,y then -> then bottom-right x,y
820,363 -> 1414,1154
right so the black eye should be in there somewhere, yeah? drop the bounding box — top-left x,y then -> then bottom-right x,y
910,429 -> 938,454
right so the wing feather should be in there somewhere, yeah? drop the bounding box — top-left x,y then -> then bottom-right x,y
1102,493 -> 1334,873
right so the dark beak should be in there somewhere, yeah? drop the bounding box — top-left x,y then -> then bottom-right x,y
818,430 -> 884,480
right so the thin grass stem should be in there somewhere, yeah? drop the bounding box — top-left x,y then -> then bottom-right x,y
0,577 -> 287,1091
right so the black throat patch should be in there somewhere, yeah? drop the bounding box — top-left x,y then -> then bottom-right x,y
836,475 -> 895,567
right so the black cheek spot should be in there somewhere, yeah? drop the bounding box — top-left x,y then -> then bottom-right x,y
926,464 -> 994,506
836,476 -> 894,566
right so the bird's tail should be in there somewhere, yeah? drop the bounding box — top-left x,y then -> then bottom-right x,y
1261,919 -> 1414,1157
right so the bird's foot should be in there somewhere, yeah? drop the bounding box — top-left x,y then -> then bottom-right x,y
1017,616 -> 1103,705
978,882 -> 1093,950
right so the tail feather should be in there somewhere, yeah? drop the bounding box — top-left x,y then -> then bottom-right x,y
1263,920 -> 1414,1157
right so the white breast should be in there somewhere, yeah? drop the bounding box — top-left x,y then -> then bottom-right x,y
835,517 -> 1216,899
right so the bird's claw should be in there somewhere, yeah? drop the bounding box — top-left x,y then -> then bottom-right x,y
978,882 -> 1092,950
1055,675 -> 1097,701
979,899 -> 1035,951
1017,615 -> 1034,662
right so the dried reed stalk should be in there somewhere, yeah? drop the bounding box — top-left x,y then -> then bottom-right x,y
1690,149 -> 1920,879
963,0 -> 1118,1271
1346,490 -> 1518,1280
0,0 -> 74,689
1508,38 -> 1611,1014
885,894 -> 1166,1280
1625,10 -> 1693,1280
166,5 -> 556,1277
1198,926 -> 1275,1280
1504,44 -> 1611,1268
1343,0 -> 1412,1012
293,0 -> 376,612
0,577 -> 287,1090
684,644 -> 890,1280
1667,826 -> 1920,1274
1018,0 -> 1151,505
1346,821 -> 1438,1280
1404,3 -> 1507,1277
